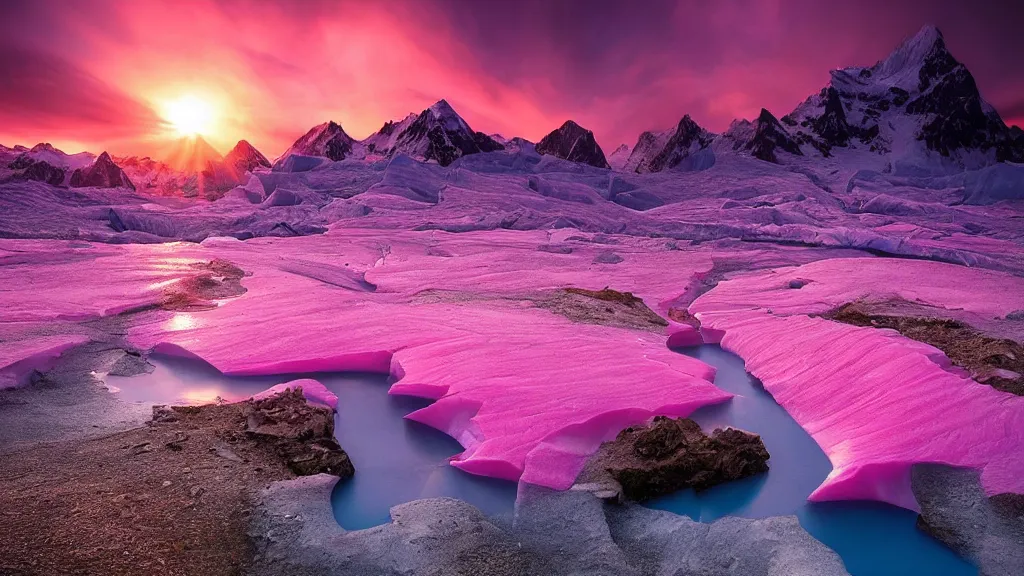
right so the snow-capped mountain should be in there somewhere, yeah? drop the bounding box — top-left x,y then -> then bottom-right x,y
275,100 -> 505,170
69,152 -> 135,190
607,143 -> 631,171
535,120 -> 610,169
622,128 -> 674,173
115,137 -> 243,199
723,108 -> 804,164
360,100 -> 504,166
781,25 -> 1023,171
224,140 -> 270,176
362,114 -> 418,158
275,121 -> 358,166
628,115 -> 716,173
0,143 -> 96,186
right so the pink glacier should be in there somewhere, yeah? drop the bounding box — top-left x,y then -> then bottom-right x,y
691,257 -> 1024,510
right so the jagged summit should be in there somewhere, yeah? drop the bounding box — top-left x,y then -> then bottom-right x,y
359,100 -> 503,166
781,24 -> 1023,169
623,127 -> 674,173
69,152 -> 135,190
535,120 -> 610,169
607,143 -> 631,171
744,109 -> 803,164
870,25 -> 946,84
277,121 -> 357,165
225,140 -> 270,175
363,114 -> 418,156
644,115 -> 715,172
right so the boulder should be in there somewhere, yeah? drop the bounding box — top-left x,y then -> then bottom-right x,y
583,416 -> 770,501
244,388 -> 354,479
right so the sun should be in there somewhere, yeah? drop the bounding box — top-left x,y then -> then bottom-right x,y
163,95 -> 215,137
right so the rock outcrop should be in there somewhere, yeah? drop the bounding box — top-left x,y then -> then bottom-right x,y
579,416 -> 770,501
69,152 -> 135,190
912,464 -> 1024,576
6,156 -> 65,186
535,120 -> 611,169
744,108 -> 804,164
243,388 -> 354,477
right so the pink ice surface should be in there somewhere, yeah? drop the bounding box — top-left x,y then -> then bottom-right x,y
0,239 -> 244,390
115,230 -> 731,489
251,378 -> 338,410
691,257 -> 1024,510
0,334 -> 90,389
0,240 -> 208,321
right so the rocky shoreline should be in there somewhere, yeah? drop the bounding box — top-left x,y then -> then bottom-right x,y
0,375 -> 352,576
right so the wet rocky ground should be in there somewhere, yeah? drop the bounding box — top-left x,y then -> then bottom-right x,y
0,384 -> 351,576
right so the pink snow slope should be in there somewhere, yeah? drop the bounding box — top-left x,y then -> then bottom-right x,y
691,257 -> 1024,510
252,379 -> 338,410
0,333 -> 89,389
0,229 -> 731,490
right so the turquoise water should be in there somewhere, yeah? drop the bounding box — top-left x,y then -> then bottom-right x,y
109,351 -> 976,574
654,345 -> 976,576
326,372 -> 517,528
105,355 -> 518,529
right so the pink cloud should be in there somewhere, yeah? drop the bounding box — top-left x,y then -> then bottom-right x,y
0,0 -> 1020,157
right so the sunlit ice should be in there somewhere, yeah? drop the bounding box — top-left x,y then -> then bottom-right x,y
0,1 -> 1022,575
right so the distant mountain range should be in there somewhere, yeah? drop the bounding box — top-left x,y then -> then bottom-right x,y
2,25 -> 1022,195
620,25 -> 1024,175
274,99 -> 505,169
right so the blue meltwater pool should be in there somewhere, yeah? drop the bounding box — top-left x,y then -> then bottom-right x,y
106,348 -> 976,575
651,345 -> 976,576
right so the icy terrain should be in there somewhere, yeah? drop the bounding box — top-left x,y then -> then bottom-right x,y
2,23 -> 1023,574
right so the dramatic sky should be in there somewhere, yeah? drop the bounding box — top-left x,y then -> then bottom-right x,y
1,0 -> 1022,159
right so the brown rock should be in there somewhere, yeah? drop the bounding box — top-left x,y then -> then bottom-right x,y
244,388 -> 354,479
583,416 -> 770,502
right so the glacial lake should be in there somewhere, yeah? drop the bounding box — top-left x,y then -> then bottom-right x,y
106,348 -> 976,575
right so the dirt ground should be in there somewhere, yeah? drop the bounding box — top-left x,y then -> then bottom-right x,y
0,391 -> 350,576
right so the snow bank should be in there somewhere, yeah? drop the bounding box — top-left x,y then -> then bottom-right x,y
252,378 -> 338,410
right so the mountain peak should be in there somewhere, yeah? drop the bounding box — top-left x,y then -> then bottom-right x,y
908,24 -> 944,52
277,121 -> 356,164
225,140 -> 270,175
163,135 -> 223,172
69,150 -> 134,190
428,99 -> 458,118
428,97 -> 452,112
535,120 -> 609,169
558,120 -> 586,133
643,114 -> 714,173
870,24 -> 954,86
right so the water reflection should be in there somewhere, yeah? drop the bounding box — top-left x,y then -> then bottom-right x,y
104,355 -> 518,530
